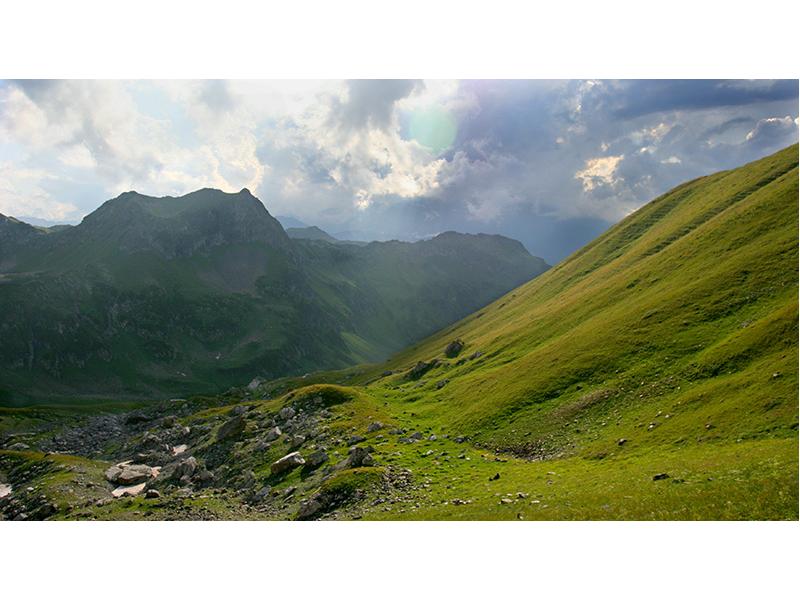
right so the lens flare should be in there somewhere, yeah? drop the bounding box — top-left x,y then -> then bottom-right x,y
408,107 -> 457,154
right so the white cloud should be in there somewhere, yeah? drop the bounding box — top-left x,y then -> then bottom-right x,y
575,154 -> 624,191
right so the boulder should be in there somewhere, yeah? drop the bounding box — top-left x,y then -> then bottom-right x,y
264,426 -> 282,442
174,457 -> 198,480
113,464 -> 156,486
367,422 -> 383,433
111,482 -> 147,498
347,446 -> 376,468
217,415 -> 246,441
297,498 -> 324,520
444,339 -> 464,358
348,434 -> 366,445
247,377 -> 263,391
406,360 -> 438,380
278,407 -> 296,421
270,452 -> 305,475
306,450 -> 329,470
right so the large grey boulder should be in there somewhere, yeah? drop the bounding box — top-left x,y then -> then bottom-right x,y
217,415 -> 246,441
270,451 -> 305,475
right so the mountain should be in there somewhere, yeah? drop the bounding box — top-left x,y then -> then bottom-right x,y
275,215 -> 308,229
0,145 -> 795,521
286,226 -> 339,243
0,190 -> 547,403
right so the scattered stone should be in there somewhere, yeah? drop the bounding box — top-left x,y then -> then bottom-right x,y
652,473 -> 670,481
108,464 -> 156,486
367,421 -> 384,433
500,498 -> 513,504
230,405 -> 247,416
7,442 -> 29,451
278,406 -> 296,421
406,360 -> 438,380
145,489 -> 161,499
172,444 -> 188,456
444,339 -> 465,358
217,415 -> 246,441
617,438 -> 627,446
271,452 -> 306,475
347,446 -> 376,468
111,483 -> 147,498
174,457 -> 198,480
409,432 -> 424,441
264,426 -> 282,442
489,473 -> 500,481
306,450 -> 329,470
297,498 -> 324,520
428,434 -> 437,441
348,434 -> 367,445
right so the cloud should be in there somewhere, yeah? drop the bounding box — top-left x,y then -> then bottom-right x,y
575,155 -> 625,191
0,79 -> 797,260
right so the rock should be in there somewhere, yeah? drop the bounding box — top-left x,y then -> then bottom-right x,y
367,421 -> 383,433
454,436 -> 467,443
428,434 -> 437,441
468,351 -> 483,360
381,370 -> 393,377
348,434 -> 367,445
145,489 -> 161,499
104,465 -> 123,483
111,483 -> 147,498
617,438 -> 627,446
271,452 -> 305,475
174,457 -> 198,480
297,498 -> 324,520
247,377 -> 263,391
230,405 -> 247,416
217,415 -> 246,441
652,473 -> 670,481
172,444 -> 188,456
278,407 -> 296,421
409,432 -> 424,441
435,379 -> 449,389
289,435 -> 306,448
489,473 -> 500,481
500,498 -> 513,504
264,426 -> 282,442
0,483 -> 12,499
406,360 -> 438,380
253,485 -> 272,500
306,450 -> 329,470
444,339 -> 464,358
161,415 -> 177,428
347,446 -> 376,468
8,442 -> 30,451
113,464 -> 156,486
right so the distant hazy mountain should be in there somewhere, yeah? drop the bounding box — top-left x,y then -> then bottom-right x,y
0,189 -> 548,403
286,226 -> 338,243
276,215 -> 308,229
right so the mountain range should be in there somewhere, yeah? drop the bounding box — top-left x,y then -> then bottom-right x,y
0,144 -> 796,521
0,189 -> 547,403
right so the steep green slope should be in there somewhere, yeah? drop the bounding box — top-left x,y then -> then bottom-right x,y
1,146 -> 796,521
0,189 -> 547,403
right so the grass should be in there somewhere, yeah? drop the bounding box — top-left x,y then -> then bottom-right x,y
2,145 -> 797,520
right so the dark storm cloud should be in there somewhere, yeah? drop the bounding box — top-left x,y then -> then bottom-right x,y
330,79 -> 422,131
610,80 -> 798,118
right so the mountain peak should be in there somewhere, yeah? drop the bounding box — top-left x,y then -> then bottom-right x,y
77,187 -> 290,258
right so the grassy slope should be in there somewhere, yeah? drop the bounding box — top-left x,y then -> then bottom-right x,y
2,146 -> 796,520
258,145 -> 799,519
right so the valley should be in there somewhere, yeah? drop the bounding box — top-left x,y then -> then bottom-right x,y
1,144 -> 797,520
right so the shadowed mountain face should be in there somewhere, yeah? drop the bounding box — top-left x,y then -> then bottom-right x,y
0,189 -> 548,403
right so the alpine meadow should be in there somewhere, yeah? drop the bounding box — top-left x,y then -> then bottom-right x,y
0,79 -> 797,522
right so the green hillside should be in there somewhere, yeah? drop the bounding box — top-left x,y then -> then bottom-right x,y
1,145 -> 796,521
0,189 -> 547,403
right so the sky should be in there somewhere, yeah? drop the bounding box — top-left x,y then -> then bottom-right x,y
0,79 -> 797,263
